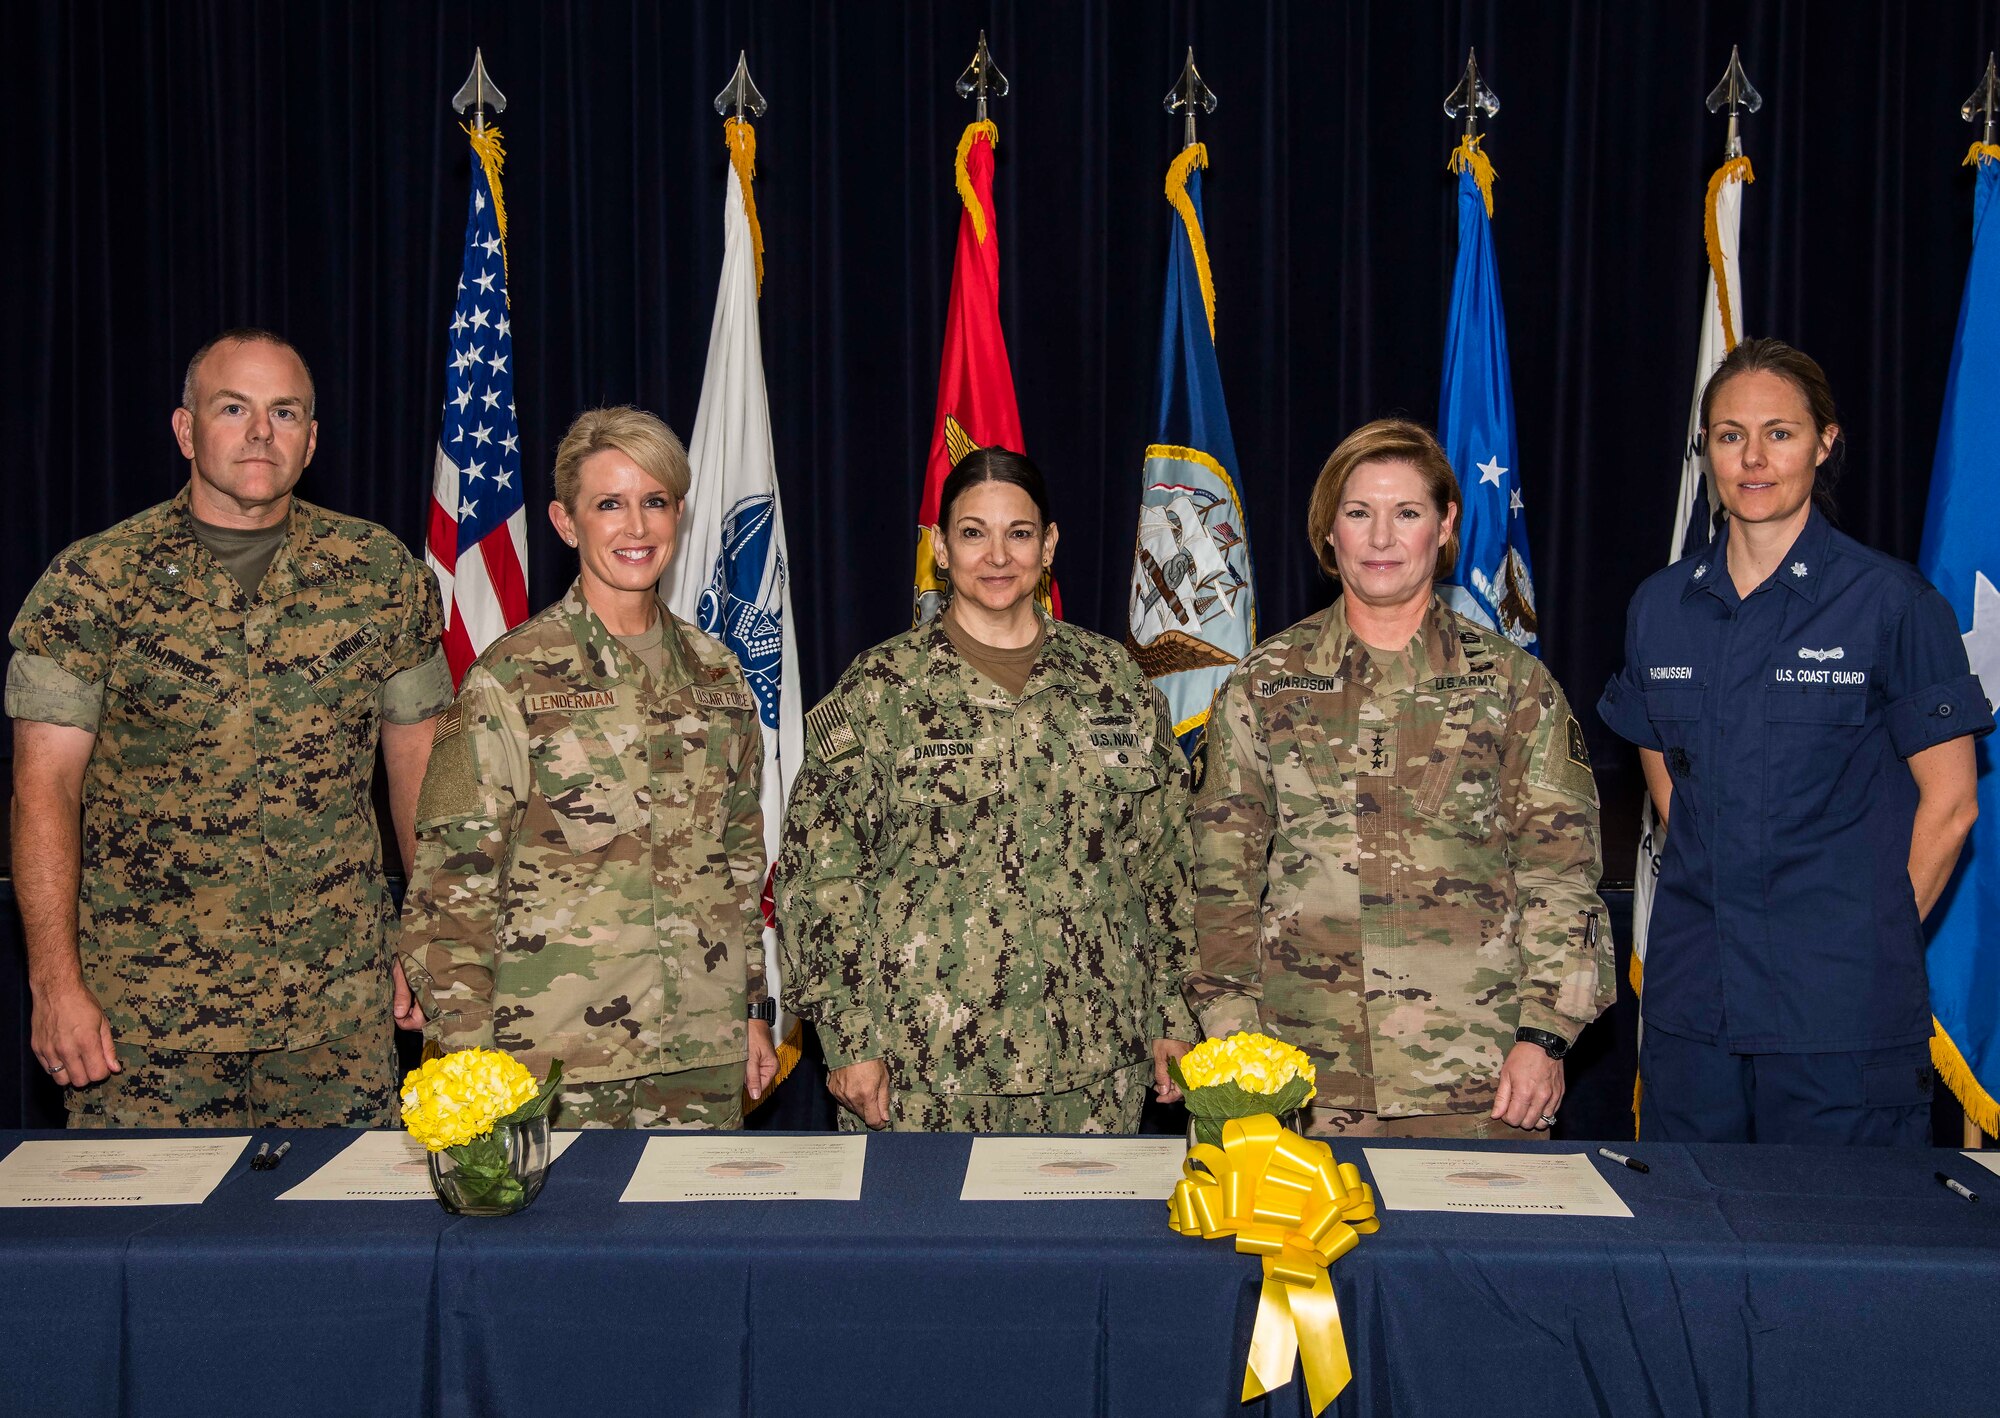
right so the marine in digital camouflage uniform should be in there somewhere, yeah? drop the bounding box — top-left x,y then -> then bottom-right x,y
398,580 -> 766,1130
1185,595 -> 1613,1134
776,611 -> 1197,1134
7,486 -> 451,1126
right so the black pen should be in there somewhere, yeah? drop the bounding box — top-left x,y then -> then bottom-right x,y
1597,1147 -> 1649,1174
265,1141 -> 292,1172
1935,1171 -> 1978,1202
250,1141 -> 271,1170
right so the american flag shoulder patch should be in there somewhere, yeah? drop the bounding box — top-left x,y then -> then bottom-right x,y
806,697 -> 861,766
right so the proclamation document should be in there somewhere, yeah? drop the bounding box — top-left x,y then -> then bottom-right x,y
279,1130 -> 581,1201
0,1136 -> 249,1207
959,1137 -> 1189,1201
1363,1148 -> 1635,1217
1961,1150 -> 2000,1181
620,1134 -> 866,1202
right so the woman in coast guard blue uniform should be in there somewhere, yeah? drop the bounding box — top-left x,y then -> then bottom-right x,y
1599,338 -> 1991,1145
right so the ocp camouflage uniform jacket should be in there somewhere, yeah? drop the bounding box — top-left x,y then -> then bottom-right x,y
5,487 -> 449,1051
398,582 -> 765,1086
1185,595 -> 1612,1118
776,613 -> 1198,1097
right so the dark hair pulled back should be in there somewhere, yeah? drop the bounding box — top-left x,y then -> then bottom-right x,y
936,446 -> 1053,528
1699,336 -> 1844,522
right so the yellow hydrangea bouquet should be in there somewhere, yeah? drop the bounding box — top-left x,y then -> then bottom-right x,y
1169,1031 -> 1317,1148
400,1049 -> 562,1215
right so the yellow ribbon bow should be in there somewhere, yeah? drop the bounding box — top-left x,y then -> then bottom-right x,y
1168,1113 -> 1379,1414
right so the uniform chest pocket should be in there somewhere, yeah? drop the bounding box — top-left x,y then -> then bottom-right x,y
104,656 -> 223,765
895,753 -> 1005,808
1408,723 -> 1501,835
1764,687 -> 1868,821
532,726 -> 649,855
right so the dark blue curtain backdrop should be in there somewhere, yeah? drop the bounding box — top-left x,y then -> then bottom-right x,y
5,0 -> 1999,871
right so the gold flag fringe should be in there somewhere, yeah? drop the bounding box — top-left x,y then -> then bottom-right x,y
1165,143 -> 1217,341
1703,156 -> 1755,352
1933,1019 -> 1999,1140
725,118 -> 766,295
465,123 -> 510,284
1965,142 -> 2000,168
955,120 -> 1000,245
1447,135 -> 1497,219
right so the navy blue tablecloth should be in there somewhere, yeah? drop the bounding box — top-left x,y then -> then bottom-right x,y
2,1130 -> 1996,1418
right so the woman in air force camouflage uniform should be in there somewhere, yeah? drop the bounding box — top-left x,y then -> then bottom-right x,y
398,407 -> 776,1128
1184,419 -> 1614,1139
777,448 -> 1197,1133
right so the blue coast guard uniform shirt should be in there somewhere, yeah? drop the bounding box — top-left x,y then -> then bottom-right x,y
1599,509 -> 1992,1054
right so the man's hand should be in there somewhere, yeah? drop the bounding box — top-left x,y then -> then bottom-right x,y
390,958 -> 426,1032
746,1020 -> 778,1101
1491,1041 -> 1566,1131
827,1058 -> 891,1128
1152,1038 -> 1192,1103
31,975 -> 119,1085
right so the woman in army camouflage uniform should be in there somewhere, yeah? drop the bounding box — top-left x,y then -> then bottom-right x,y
398,408 -> 776,1128
777,449 -> 1197,1133
1183,419 -> 1614,1139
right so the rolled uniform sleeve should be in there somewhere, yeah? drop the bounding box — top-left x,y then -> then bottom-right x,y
8,549 -> 117,729
775,688 -> 887,1069
1596,598 -> 1660,750
396,667 -> 527,1048
1185,673 -> 1273,1040
1883,585 -> 1994,758
1136,686 -> 1198,1042
1503,670 -> 1614,1043
379,555 -> 452,724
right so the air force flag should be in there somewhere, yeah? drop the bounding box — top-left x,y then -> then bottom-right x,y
1917,140 -> 2000,1137
665,116 -> 804,1074
1436,138 -> 1538,653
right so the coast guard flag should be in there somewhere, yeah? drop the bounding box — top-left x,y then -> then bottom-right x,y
1126,142 -> 1254,761
1436,138 -> 1537,653
1632,153 -> 1754,1102
664,116 -> 804,1080
913,119 -> 1056,623
427,122 -> 528,685
1917,140 -> 2000,1138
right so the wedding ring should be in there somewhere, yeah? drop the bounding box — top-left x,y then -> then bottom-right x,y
50,1063 -> 66,1073
1538,1113 -> 1557,1127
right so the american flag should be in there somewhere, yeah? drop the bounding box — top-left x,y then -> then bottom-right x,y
427,126 -> 528,684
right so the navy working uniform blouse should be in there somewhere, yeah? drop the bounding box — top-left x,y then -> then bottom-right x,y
1599,509 -> 1992,1054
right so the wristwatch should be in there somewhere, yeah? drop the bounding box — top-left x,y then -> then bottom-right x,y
1514,1026 -> 1571,1061
747,999 -> 777,1025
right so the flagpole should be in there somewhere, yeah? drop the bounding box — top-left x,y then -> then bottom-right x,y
956,30 -> 1009,123
1706,44 -> 1761,162
452,47 -> 507,135
1443,48 -> 1498,143
1164,47 -> 1216,150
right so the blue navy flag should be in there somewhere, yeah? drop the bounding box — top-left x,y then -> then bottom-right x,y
426,124 -> 527,684
1125,143 -> 1255,762
1917,142 -> 2000,1138
1436,140 -> 1538,653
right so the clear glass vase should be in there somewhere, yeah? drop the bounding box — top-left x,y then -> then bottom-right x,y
428,1115 -> 551,1216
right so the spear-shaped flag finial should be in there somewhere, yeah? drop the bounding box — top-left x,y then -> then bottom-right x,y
1443,49 -> 1500,141
714,50 -> 768,119
956,30 -> 1010,123
1164,47 -> 1218,149
1964,53 -> 1999,147
1706,45 -> 1763,159
452,47 -> 508,134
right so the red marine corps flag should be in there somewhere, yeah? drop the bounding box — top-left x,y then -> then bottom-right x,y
911,33 -> 1057,623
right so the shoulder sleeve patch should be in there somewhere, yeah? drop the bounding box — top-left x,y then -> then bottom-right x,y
415,711 -> 481,825
805,695 -> 862,766
1530,711 -> 1599,804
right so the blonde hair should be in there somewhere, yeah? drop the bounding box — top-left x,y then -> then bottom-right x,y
551,406 -> 690,509
1304,419 -> 1462,581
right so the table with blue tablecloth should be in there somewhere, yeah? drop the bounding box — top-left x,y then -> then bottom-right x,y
2,1129 -> 1995,1418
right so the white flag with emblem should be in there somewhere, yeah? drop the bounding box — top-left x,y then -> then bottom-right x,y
1633,155 -> 1753,1031
664,116 -> 804,1085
